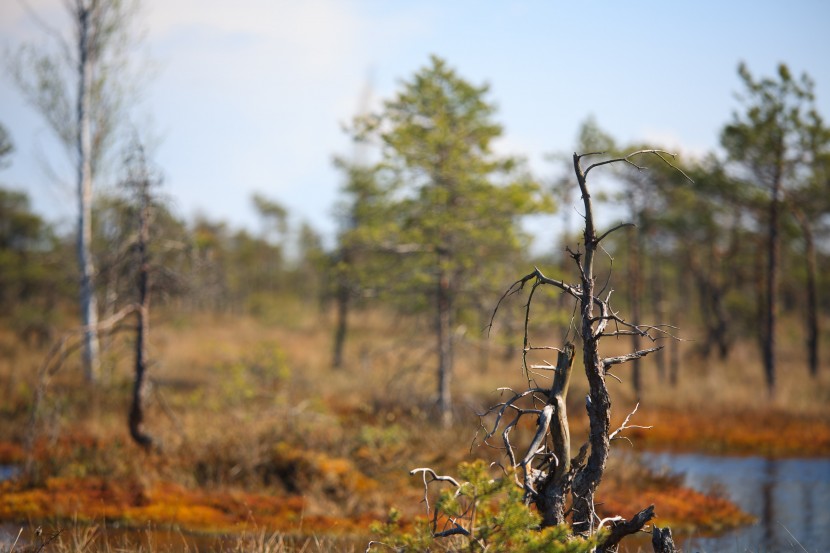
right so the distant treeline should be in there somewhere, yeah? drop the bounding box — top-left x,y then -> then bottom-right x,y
0,60 -> 827,390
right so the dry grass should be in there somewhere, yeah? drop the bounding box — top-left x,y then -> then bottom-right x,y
3,522 -> 363,552
0,297 -> 827,551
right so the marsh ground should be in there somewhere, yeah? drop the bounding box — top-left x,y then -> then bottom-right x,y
0,299 -> 827,551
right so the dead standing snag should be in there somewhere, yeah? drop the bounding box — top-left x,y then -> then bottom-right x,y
392,150 -> 685,552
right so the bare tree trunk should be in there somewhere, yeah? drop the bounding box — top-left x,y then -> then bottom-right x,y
436,256 -> 453,426
570,153 -> 611,534
650,252 -> 667,382
477,308 -> 490,374
332,276 -> 350,369
129,156 -> 154,450
628,224 -> 642,395
691,264 -> 730,360
763,173 -> 782,397
76,1 -> 100,383
669,269 -> 685,386
804,224 -> 819,378
793,208 -> 819,377
669,297 -> 680,387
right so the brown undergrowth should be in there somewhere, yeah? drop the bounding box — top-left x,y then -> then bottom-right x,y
0,304 -> 827,547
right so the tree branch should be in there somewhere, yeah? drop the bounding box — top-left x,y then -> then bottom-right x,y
609,403 -> 652,442
596,222 -> 635,245
602,346 -> 663,371
597,505 -> 656,553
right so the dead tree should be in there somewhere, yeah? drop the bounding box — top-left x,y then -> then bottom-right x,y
403,150 -> 687,552
124,139 -> 157,451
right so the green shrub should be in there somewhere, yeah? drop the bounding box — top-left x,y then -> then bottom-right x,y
370,460 -> 601,552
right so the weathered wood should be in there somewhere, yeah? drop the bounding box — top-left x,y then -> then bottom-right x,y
535,343 -> 575,527
571,152 -> 612,534
651,525 -> 678,553
597,505 -> 655,553
550,342 -> 574,480
128,144 -> 155,451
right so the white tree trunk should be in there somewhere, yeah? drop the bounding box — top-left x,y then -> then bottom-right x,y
76,0 -> 100,383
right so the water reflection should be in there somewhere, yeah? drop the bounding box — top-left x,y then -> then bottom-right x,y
0,465 -> 18,481
644,453 -> 830,552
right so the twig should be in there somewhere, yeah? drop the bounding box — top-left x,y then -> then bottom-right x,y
596,222 -> 635,244
609,403 -> 652,442
409,468 -> 461,488
365,541 -> 401,553
602,346 -> 663,371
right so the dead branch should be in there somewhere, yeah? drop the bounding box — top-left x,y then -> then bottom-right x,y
597,504 -> 656,553
409,468 -> 461,488
596,222 -> 636,244
478,387 -> 546,442
583,149 -> 687,179
410,467 -> 461,524
434,524 -> 470,538
602,346 -> 663,371
365,541 -> 402,553
609,403 -> 652,442
521,404 -> 553,466
491,268 -> 582,338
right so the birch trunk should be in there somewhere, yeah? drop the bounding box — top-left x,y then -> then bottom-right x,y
76,1 -> 100,383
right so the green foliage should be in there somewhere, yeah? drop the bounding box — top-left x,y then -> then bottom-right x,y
253,193 -> 289,238
721,62 -> 821,193
371,461 -> 600,553
9,0 -> 144,169
337,56 -> 553,406
220,341 -> 290,403
0,123 -> 13,168
351,55 -> 552,301
0,186 -> 69,340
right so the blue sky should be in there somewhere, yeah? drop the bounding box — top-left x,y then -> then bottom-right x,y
1,0 -> 829,249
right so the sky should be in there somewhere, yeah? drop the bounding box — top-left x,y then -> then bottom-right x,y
1,0 -> 829,251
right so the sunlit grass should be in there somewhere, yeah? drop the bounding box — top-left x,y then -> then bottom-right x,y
0,297 -> 827,550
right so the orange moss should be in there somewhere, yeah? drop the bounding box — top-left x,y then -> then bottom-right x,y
0,441 -> 24,463
0,476 -> 376,535
628,407 -> 830,457
599,476 -> 755,533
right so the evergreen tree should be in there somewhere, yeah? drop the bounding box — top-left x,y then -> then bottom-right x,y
721,63 -> 825,394
355,56 -> 550,423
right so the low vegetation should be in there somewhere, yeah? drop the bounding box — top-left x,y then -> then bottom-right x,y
0,43 -> 827,552
0,301 -> 827,551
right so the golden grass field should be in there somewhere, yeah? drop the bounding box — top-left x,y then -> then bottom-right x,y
0,297 -> 827,551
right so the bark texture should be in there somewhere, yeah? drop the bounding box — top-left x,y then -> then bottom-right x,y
76,1 -> 100,383
129,151 -> 154,450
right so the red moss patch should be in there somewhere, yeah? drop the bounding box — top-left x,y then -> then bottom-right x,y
599,475 -> 754,533
0,477 -> 373,535
628,407 -> 830,457
0,441 -> 24,463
